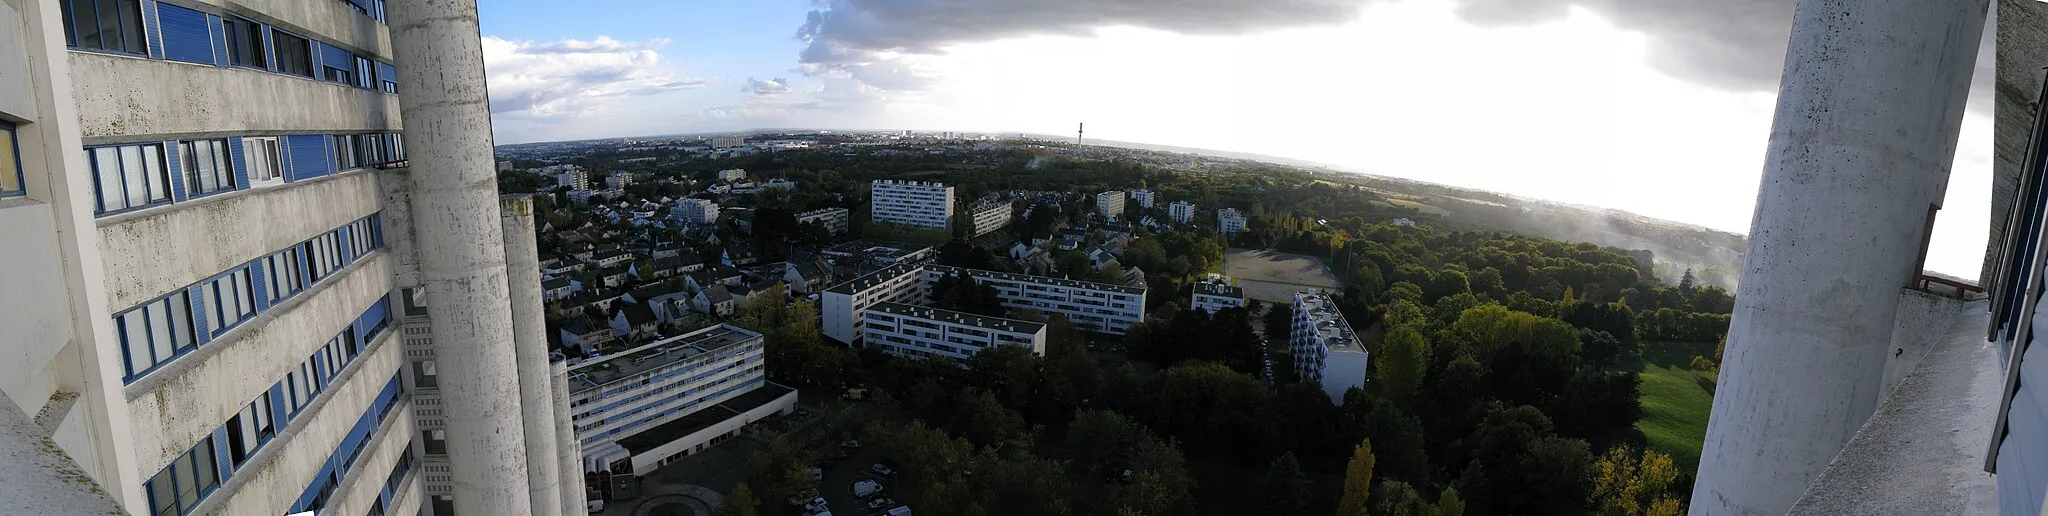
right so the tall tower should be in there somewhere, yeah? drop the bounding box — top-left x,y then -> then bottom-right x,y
1078,122 -> 1084,145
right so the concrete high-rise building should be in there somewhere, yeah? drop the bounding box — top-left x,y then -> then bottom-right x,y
1130,189 -> 1155,209
1169,201 -> 1196,224
970,196 -> 1012,237
1217,208 -> 1246,234
797,207 -> 851,235
0,0 -> 579,514
1291,290 -> 1367,402
1096,190 -> 1126,220
870,180 -> 954,229
554,167 -> 589,191
674,198 -> 720,227
711,136 -> 746,149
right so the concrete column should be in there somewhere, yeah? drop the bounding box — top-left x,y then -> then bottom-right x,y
552,356 -> 588,515
1690,1 -> 1987,515
386,2 -> 534,514
501,195 -> 562,516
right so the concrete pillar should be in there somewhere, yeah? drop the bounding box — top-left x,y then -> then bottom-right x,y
553,356 -> 587,515
386,2 -> 534,514
500,195 -> 562,516
1690,1 -> 1987,515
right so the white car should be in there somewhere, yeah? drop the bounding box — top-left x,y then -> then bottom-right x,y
870,463 -> 895,477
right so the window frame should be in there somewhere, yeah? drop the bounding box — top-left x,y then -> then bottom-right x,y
87,142 -> 171,214
143,436 -> 220,516
225,391 -> 274,470
0,122 -> 22,197
221,16 -> 268,70
117,291 -> 197,382
60,0 -> 149,55
243,137 -> 283,187
179,139 -> 235,198
271,30 -> 315,78
201,266 -> 256,338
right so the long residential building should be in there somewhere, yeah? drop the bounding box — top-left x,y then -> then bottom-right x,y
821,263 -> 931,344
970,196 -> 1012,237
0,1 -> 580,515
797,207 -> 851,235
1291,290 -> 1368,402
870,180 -> 954,229
1192,279 -> 1246,314
924,265 -> 1148,334
862,302 -> 1048,360
566,325 -> 794,478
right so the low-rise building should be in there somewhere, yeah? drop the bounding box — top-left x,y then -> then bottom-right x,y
923,265 -> 1148,334
693,286 -> 736,316
1191,279 -> 1246,314
1291,290 -> 1369,402
1169,201 -> 1196,224
567,325 -> 795,477
862,302 -> 1048,361
797,207 -> 852,235
717,168 -> 748,181
821,240 -> 937,268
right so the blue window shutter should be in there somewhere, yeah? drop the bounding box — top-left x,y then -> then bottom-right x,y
142,0 -> 164,59
268,382 -> 288,425
337,226 -> 353,263
208,15 -> 227,67
376,61 -> 397,91
260,27 -> 276,72
226,136 -> 248,188
285,135 -> 332,180
247,263 -> 269,312
163,141 -> 187,202
155,3 -> 213,65
208,427 -> 232,485
318,43 -> 351,82
187,285 -> 211,346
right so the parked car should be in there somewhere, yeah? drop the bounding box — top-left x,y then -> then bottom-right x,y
865,497 -> 897,510
883,506 -> 912,516
870,463 -> 896,477
853,479 -> 885,498
812,467 -> 824,480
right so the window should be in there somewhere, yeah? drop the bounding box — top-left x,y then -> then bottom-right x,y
354,55 -> 374,89
346,217 -> 380,256
202,268 -> 255,337
286,366 -> 313,415
412,360 -> 437,388
88,143 -> 170,213
423,429 -> 447,454
272,31 -> 314,78
117,291 -> 196,381
323,61 -> 354,84
304,232 -> 343,281
262,248 -> 303,303
331,135 -> 360,171
144,436 -> 219,516
226,392 -> 274,469
180,139 -> 234,197
244,137 -> 282,186
60,0 -> 147,54
1,123 -> 21,197
222,17 -> 266,68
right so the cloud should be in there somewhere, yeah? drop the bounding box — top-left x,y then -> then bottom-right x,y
482,36 -> 711,120
743,77 -> 792,95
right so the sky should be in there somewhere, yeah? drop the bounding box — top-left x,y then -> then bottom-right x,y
476,0 -> 1996,278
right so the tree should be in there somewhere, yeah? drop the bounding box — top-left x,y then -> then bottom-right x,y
1591,445 -> 1683,516
1339,439 -> 1377,516
1677,268 -> 1697,297
740,438 -> 816,503
1138,362 -> 1273,454
1259,452 -> 1315,515
1371,480 -> 1427,516
1374,325 -> 1429,406
1430,488 -> 1466,516
716,483 -> 760,516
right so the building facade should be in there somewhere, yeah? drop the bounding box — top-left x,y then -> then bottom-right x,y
969,196 -> 1012,237
862,302 -> 1048,361
1169,201 -> 1195,224
0,1 -> 580,515
711,136 -> 745,149
1218,208 -> 1247,234
566,325 -> 794,478
555,167 -> 589,191
1130,189 -> 1155,209
1191,280 -> 1246,314
923,265 -> 1147,334
796,207 -> 850,235
1291,290 -> 1368,402
1096,190 -> 1125,220
715,168 -> 745,181
820,263 -> 931,344
674,198 -> 719,227
870,180 -> 953,229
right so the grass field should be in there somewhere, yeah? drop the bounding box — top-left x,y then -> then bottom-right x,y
1633,340 -> 1718,472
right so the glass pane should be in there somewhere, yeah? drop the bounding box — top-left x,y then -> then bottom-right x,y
192,439 -> 217,491
235,271 -> 251,316
173,452 -> 198,508
93,148 -> 121,210
203,283 -> 221,327
121,313 -> 150,375
0,125 -> 20,194
168,294 -> 193,350
92,0 -> 119,50
145,301 -> 173,362
193,142 -> 214,192
140,145 -> 165,201
148,471 -> 177,516
116,0 -> 143,54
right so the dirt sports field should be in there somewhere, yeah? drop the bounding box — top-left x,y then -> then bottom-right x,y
1223,248 -> 1342,303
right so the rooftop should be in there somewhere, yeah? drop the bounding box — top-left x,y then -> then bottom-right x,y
617,383 -> 795,455
1296,291 -> 1360,353
821,239 -> 933,262
1195,281 -> 1244,298
568,324 -> 763,393
927,264 -> 1146,295
824,262 -> 923,295
869,302 -> 1046,335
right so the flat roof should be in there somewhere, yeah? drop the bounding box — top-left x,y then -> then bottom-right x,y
824,262 -> 922,295
1194,281 -> 1244,298
821,239 -> 933,260
617,383 -> 796,455
868,302 -> 1046,335
1296,291 -> 1361,353
926,264 -> 1146,295
568,324 -> 763,393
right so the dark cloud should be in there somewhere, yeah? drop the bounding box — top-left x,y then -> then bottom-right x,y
743,77 -> 793,95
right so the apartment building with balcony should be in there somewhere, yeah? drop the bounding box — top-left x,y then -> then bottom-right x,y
862,302 -> 1048,361
870,180 -> 953,229
1218,208 -> 1246,234
1169,201 -> 1195,224
923,265 -> 1147,335
0,0 -> 580,514
1096,190 -> 1125,220
796,206 -> 849,235
1291,290 -> 1367,402
820,263 -> 929,344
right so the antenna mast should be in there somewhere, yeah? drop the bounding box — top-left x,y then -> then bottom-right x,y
1077,122 -> 1084,145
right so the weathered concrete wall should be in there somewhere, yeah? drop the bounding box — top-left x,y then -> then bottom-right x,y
189,0 -> 393,59
317,393 -> 419,516
501,196 -> 563,516
0,0 -> 36,119
98,170 -> 381,310
1987,0 -> 2047,285
123,252 -> 390,471
0,201 -> 77,417
1691,1 -> 1989,514
552,357 -> 586,515
193,331 -> 403,515
68,53 -> 400,142
1881,288 -> 1970,400
387,0 -> 534,511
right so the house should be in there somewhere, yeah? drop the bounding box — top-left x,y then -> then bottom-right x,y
1056,235 -> 1084,251
693,286 -> 737,316
609,304 -> 660,341
722,247 -> 760,267
558,317 -> 616,354
599,267 -> 630,289
708,264 -> 744,286
1088,246 -> 1121,270
652,242 -> 688,260
1017,248 -> 1055,276
542,277 -> 573,301
1009,241 -> 1034,260
784,261 -> 833,294
684,270 -> 717,294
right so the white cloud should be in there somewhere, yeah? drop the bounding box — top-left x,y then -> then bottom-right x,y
742,77 -> 792,96
482,36 -> 711,120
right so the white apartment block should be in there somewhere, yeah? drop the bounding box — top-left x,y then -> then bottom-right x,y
1130,189 -> 1156,209
1169,201 -> 1196,224
716,168 -> 746,181
1097,190 -> 1126,220
871,180 -> 954,229
970,196 -> 1013,237
566,325 -> 794,478
924,265 -> 1148,334
1219,208 -> 1248,234
711,136 -> 746,149
674,198 -> 721,227
797,207 -> 851,235
821,263 -> 931,344
556,167 -> 590,190
1192,280 -> 1247,314
0,1 -> 580,515
863,302 -> 1048,361
1292,290 -> 1369,402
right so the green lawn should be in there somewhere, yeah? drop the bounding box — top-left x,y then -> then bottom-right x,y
1632,341 -> 1718,473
